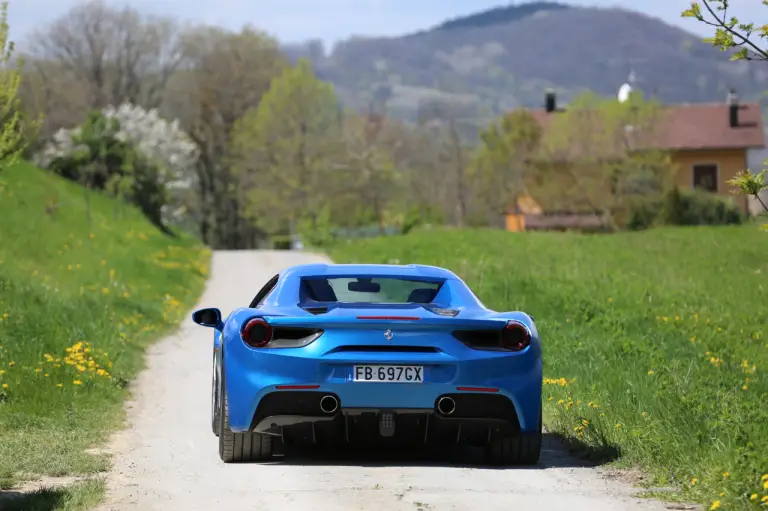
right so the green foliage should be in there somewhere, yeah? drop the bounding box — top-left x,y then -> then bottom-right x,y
45,112 -> 170,232
471,108 -> 542,214
0,162 -> 209,483
0,2 -> 28,170
532,90 -> 674,216
626,188 -> 743,230
682,0 -> 768,61
229,58 -> 342,234
659,187 -> 743,226
296,204 -> 336,248
728,168 -> 768,212
330,226 -> 768,510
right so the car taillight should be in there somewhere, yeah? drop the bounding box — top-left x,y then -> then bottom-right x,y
241,318 -> 272,348
501,320 -> 531,351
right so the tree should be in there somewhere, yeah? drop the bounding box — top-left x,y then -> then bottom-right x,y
682,1 -> 768,214
338,112 -> 403,233
471,108 -> 542,218
416,99 -> 473,227
228,59 -> 343,238
168,26 -> 286,248
681,1 -> 768,61
27,0 -> 184,110
535,91 -> 674,224
35,103 -> 198,233
0,1 -> 27,170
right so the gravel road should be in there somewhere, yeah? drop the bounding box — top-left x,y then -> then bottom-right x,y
96,250 -> 676,511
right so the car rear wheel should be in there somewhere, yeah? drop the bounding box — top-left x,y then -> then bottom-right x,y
484,408 -> 542,466
218,368 -> 274,463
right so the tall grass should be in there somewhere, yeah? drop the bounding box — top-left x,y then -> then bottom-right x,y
0,163 -> 210,494
330,225 -> 768,510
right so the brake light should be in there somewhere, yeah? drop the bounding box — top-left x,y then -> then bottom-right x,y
501,320 -> 531,351
241,318 -> 272,348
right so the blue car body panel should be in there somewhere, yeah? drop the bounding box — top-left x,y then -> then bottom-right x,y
194,263 -> 542,435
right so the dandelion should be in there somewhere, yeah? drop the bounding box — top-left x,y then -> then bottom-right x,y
1,383 -> 7,389
709,500 -> 720,510
73,380 -> 82,385
647,369 -> 655,375
8,361 -> 14,367
690,477 -> 697,486
615,423 -> 622,429
722,472 -> 729,478
0,370 -> 4,375
641,411 -> 647,417
56,383 -> 63,388
750,493 -> 757,501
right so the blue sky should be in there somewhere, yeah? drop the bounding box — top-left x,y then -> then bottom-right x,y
8,1 -> 766,51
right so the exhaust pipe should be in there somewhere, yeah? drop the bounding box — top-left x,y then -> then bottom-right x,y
319,395 -> 339,414
436,396 -> 456,416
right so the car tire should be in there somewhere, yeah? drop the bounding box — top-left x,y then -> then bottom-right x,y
218,365 -> 274,463
484,407 -> 542,466
211,352 -> 220,436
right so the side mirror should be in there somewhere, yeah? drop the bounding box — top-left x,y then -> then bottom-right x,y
192,308 -> 222,329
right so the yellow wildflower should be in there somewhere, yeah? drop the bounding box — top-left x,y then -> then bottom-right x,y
709,500 -> 720,510
73,380 -> 82,385
1,383 -> 7,389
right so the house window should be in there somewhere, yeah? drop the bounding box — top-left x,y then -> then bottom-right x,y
692,164 -> 718,192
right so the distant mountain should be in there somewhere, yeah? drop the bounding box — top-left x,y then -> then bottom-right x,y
281,2 -> 768,131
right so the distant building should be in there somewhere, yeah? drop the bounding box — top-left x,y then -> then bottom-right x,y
505,89 -> 766,232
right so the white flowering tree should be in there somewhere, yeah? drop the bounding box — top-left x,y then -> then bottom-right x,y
36,103 -> 199,232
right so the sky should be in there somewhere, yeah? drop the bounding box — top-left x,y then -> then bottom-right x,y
7,0 -> 767,51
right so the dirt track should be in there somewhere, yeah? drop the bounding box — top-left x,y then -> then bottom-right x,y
96,250 -> 677,511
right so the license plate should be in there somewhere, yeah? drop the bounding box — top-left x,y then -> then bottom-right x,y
353,365 -> 424,383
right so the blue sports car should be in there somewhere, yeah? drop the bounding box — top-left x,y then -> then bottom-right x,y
192,263 -> 542,465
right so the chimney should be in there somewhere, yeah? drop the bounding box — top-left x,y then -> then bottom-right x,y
727,89 -> 739,127
545,89 -> 556,113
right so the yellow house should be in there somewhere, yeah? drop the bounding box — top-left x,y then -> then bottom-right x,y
508,91 -> 766,231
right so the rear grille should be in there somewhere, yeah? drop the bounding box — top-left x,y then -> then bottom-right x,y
328,345 -> 439,353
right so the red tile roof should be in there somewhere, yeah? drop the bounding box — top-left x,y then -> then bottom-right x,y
527,102 -> 765,151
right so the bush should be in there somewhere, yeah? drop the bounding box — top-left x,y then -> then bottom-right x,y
627,188 -> 743,230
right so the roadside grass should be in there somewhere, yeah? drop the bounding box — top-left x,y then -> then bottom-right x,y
0,479 -> 104,511
329,225 -> 768,510
0,163 -> 210,493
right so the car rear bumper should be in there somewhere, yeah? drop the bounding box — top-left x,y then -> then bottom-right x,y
224,352 -> 542,435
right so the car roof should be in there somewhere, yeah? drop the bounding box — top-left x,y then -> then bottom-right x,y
279,263 -> 459,280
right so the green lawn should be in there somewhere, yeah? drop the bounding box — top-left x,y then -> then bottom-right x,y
0,163 -> 210,508
329,225 -> 768,510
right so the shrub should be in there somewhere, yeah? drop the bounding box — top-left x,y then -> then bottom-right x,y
627,188 -> 743,230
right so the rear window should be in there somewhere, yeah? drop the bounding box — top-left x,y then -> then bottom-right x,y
301,277 -> 443,304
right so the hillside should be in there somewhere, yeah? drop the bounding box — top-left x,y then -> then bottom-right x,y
329,225 -> 768,510
0,163 -> 209,506
282,2 -> 768,127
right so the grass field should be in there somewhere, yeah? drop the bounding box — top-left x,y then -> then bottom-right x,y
0,163 -> 210,510
329,225 -> 768,510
